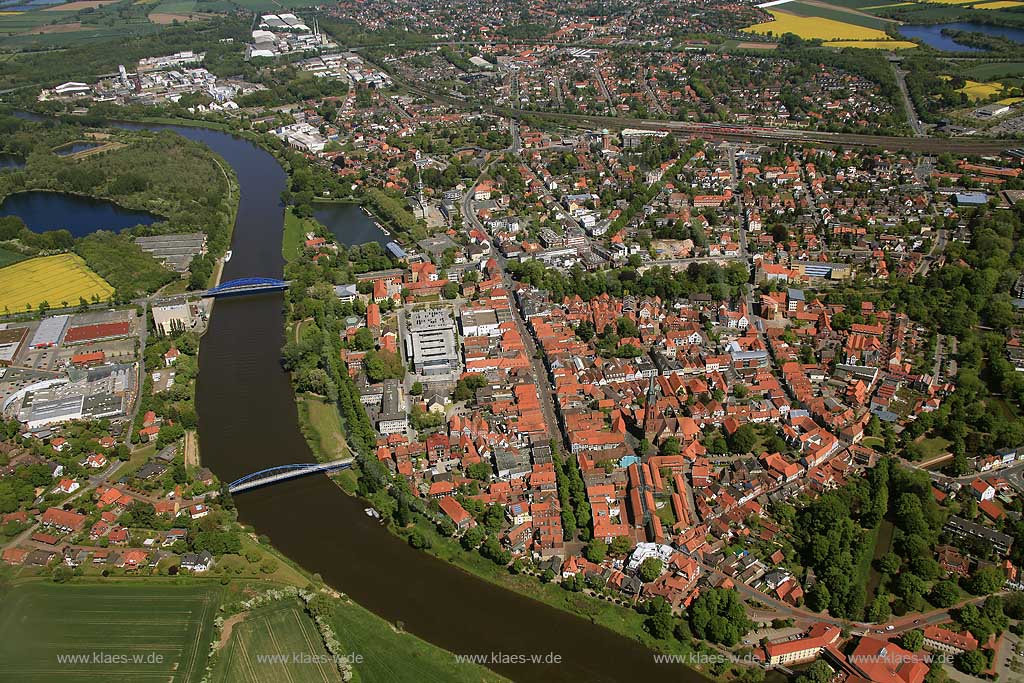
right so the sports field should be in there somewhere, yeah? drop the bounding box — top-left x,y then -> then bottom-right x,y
213,600 -> 341,683
0,582 -> 221,682
0,253 -> 113,312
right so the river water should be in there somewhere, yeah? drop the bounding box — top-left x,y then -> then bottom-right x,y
122,123 -> 704,682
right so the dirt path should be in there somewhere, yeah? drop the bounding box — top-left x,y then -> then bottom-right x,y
215,611 -> 249,650
184,430 -> 199,469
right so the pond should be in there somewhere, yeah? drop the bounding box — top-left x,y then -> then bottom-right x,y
312,201 -> 391,247
53,141 -> 102,157
899,22 -> 1024,51
0,191 -> 161,236
0,153 -> 24,170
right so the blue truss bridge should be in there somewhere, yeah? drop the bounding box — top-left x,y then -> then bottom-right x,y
204,277 -> 290,298
227,458 -> 353,493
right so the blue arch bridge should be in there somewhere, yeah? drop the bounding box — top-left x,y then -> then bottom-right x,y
204,277 -> 290,298
227,458 -> 353,494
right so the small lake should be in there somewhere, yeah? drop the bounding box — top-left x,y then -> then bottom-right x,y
312,202 -> 391,247
0,191 -> 161,236
900,22 -> 1024,51
53,141 -> 102,157
0,153 -> 24,170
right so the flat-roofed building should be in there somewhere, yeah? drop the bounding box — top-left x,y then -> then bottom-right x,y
152,299 -> 192,337
944,515 -> 1013,555
0,326 -> 28,366
460,308 -> 501,337
30,315 -> 70,349
406,308 -> 459,376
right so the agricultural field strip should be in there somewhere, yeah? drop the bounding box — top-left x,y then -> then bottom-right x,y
0,585 -> 217,682
0,254 -> 113,312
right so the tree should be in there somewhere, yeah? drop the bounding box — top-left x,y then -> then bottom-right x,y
410,381 -> 423,396
352,326 -> 374,351
728,424 -> 757,454
610,536 -> 633,556
967,565 -> 1005,595
954,649 -> 987,676
408,530 -> 431,549
52,565 -> 73,583
928,580 -> 959,608
689,587 -> 752,646
879,552 -> 901,575
466,462 -> 492,481
901,629 -> 924,652
795,661 -> 834,683
646,606 -> 674,639
585,539 -> 608,563
660,436 -> 681,456
638,557 -> 663,583
460,526 -> 484,550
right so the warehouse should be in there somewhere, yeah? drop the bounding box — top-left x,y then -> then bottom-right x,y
406,308 -> 459,376
0,326 -> 28,366
30,315 -> 70,349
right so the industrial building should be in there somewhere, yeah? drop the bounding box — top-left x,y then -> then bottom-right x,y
0,326 -> 28,367
152,299 -> 194,336
406,308 -> 459,376
135,233 -> 207,272
10,364 -> 135,429
30,315 -> 70,349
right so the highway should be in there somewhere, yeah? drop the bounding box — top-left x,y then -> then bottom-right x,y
893,63 -> 925,138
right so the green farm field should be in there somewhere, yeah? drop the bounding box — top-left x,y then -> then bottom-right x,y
960,61 -> 1024,80
777,0 -> 895,29
213,600 -> 340,683
0,582 -> 221,682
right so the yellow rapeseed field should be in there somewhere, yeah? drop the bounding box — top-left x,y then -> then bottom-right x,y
0,254 -> 113,313
743,10 -> 891,41
959,80 -> 1005,101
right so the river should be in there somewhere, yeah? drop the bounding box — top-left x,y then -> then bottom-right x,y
122,122 -> 705,682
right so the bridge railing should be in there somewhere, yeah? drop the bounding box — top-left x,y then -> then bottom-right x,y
227,459 -> 352,492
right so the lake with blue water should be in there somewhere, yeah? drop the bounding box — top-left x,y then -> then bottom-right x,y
900,22 -> 1024,51
0,191 -> 161,236
312,201 -> 391,247
53,141 -> 102,157
0,154 -> 24,170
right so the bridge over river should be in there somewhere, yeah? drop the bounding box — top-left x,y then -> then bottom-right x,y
227,458 -> 353,494
203,277 -> 290,298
